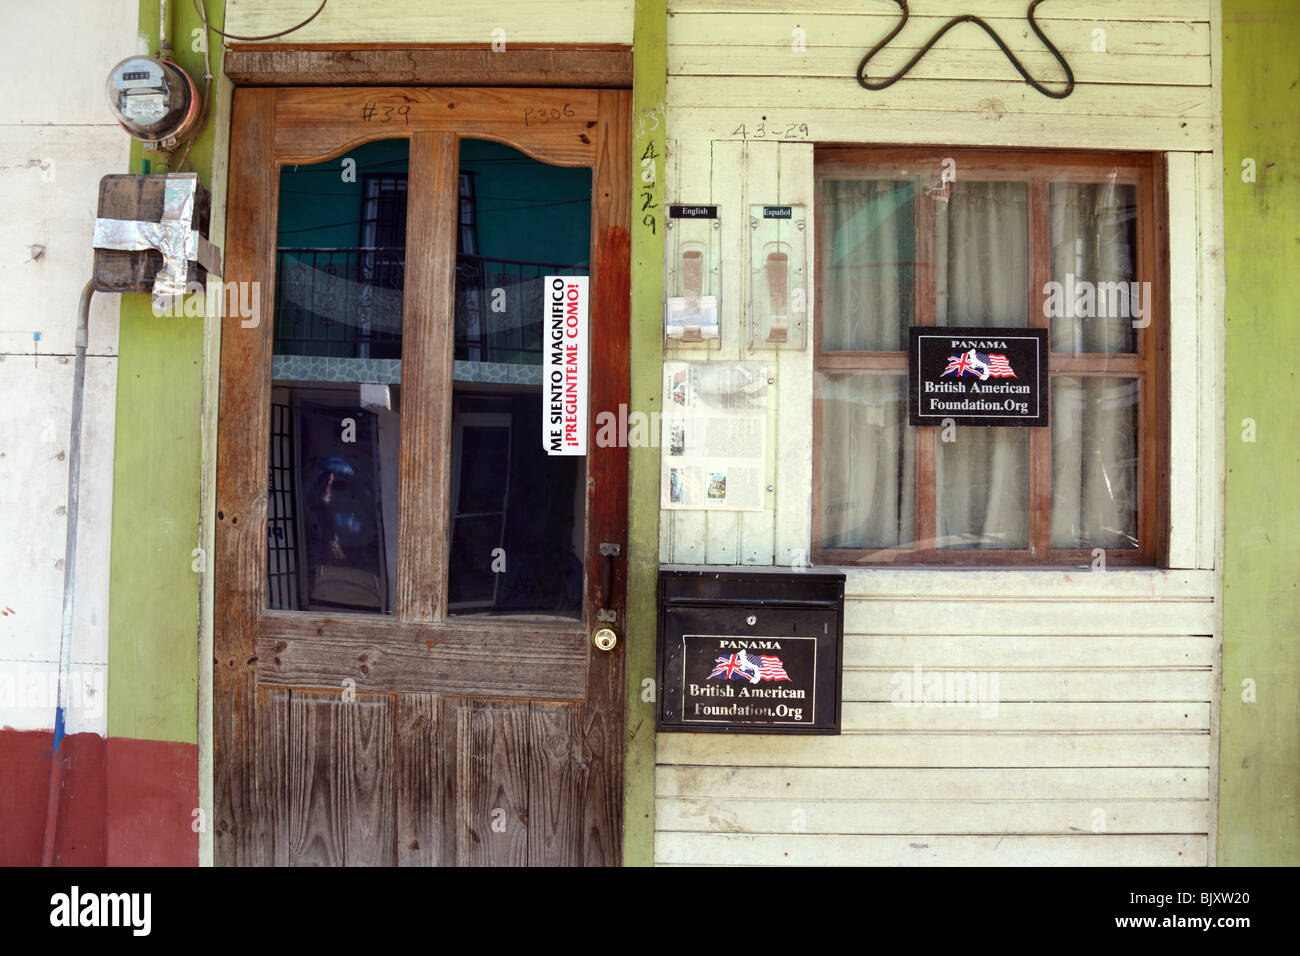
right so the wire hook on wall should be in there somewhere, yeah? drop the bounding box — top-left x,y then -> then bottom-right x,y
856,0 -> 1075,100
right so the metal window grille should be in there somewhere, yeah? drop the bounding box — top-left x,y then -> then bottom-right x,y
267,401 -> 299,610
453,257 -> 583,363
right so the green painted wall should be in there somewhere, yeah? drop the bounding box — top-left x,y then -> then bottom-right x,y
1219,0 -> 1300,865
107,0 -> 225,744
623,0 -> 666,868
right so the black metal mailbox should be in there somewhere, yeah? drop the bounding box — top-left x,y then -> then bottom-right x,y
657,567 -> 845,734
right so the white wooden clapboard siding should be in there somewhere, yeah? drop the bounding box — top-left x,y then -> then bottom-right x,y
841,669 -> 1214,700
845,636 -> 1213,667
655,835 -> 1206,867
655,565 -> 1219,864
225,0 -> 634,44
844,598 -> 1213,636
671,49 -> 1211,88
668,108 -> 1212,151
658,733 -> 1211,767
657,799 -> 1211,834
660,767 -> 1208,801
669,0 -> 1208,15
671,77 -> 1211,117
666,0 -> 1214,151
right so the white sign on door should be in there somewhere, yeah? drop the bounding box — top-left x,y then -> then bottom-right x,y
543,275 -> 588,456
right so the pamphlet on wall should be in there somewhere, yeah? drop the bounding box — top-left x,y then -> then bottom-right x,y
660,361 -> 768,512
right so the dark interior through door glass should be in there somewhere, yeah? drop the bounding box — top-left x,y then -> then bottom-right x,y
447,140 -> 592,618
267,139 -> 408,613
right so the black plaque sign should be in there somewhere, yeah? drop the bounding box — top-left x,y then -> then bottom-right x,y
657,569 -> 844,735
668,204 -> 718,219
909,325 -> 1049,427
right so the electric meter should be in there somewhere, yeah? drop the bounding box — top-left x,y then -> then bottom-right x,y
105,56 -> 201,148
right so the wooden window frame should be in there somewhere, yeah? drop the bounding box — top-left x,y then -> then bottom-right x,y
811,147 -> 1169,568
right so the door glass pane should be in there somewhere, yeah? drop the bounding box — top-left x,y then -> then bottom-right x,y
267,139 -> 408,613
447,140 -> 591,618
1049,182 -> 1139,353
1051,376 -> 1139,549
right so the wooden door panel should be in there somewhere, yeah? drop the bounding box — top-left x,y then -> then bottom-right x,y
261,691 -> 603,867
258,617 -> 587,698
260,686 -> 291,867
288,691 -> 395,867
443,698 -> 531,867
577,688 -> 622,867
395,693 -> 440,867
267,689 -> 441,868
527,702 -> 587,867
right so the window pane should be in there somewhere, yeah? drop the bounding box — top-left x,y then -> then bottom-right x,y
447,140 -> 590,618
935,427 -> 1029,549
449,514 -> 506,608
454,140 -> 589,368
931,180 -> 1030,550
818,374 -> 914,549
274,140 -> 409,363
1051,376 -> 1139,549
819,180 -> 915,350
936,181 -> 1029,327
1049,182 -> 1139,353
268,139 -> 407,613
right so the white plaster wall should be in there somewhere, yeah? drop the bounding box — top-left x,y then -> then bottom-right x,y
0,0 -> 137,735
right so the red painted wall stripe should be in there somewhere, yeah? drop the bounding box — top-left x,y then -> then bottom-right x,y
105,736 -> 198,867
0,729 -> 106,866
0,729 -> 196,866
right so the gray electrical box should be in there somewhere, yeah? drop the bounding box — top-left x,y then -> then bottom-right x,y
92,173 -> 215,295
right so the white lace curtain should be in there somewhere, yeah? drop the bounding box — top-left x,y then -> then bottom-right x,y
1050,181 -> 1138,549
820,178 -> 1137,552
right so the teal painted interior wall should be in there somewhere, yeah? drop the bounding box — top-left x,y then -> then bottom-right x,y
277,139 -> 592,267
278,139 -> 409,247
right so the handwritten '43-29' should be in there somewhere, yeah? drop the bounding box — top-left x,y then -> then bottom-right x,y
731,121 -> 811,140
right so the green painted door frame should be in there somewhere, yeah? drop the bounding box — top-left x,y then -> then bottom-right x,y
623,0 -> 667,867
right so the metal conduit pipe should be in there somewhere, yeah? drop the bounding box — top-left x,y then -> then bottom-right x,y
41,279 -> 95,867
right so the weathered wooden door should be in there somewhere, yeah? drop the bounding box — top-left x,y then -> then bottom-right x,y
214,87 -> 629,866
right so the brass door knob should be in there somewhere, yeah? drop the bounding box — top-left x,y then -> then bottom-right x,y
592,627 -> 618,652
